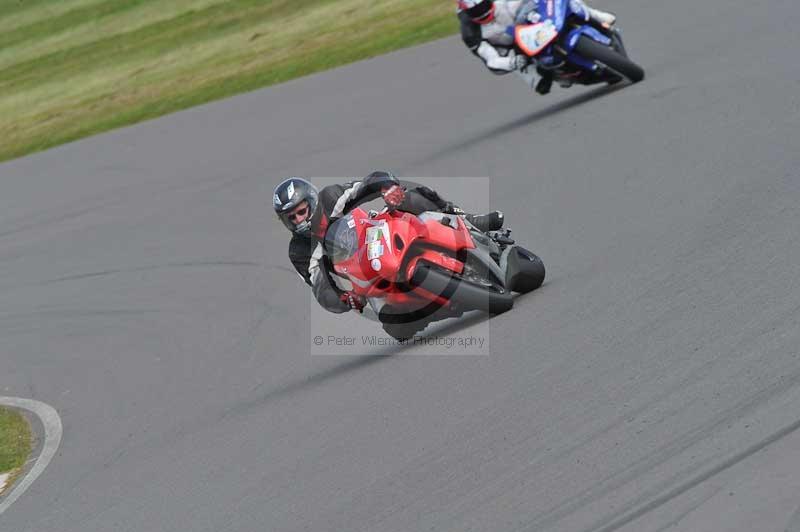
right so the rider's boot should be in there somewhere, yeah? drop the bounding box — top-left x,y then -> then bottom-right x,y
465,211 -> 504,232
535,72 -> 554,95
438,199 -> 504,233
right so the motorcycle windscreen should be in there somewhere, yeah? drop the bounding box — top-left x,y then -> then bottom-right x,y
515,21 -> 558,57
324,215 -> 359,264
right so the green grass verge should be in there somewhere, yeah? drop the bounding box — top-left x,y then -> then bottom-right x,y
0,0 -> 459,162
0,406 -> 32,474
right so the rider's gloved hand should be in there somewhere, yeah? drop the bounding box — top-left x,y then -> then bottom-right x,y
526,11 -> 541,23
514,53 -> 531,71
340,291 -> 366,313
381,185 -> 405,209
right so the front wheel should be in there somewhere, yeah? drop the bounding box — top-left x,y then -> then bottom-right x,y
574,35 -> 644,83
505,247 -> 545,293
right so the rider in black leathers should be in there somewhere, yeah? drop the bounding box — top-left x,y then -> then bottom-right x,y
274,172 -> 503,315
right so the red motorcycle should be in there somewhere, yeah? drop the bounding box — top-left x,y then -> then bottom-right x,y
324,207 -> 545,340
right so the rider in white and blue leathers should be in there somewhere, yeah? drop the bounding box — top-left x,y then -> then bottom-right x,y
457,0 -> 616,93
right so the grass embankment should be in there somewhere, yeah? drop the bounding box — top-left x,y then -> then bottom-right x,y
0,406 -> 32,491
0,0 -> 458,163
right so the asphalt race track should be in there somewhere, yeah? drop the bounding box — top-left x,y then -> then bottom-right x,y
2,0 -> 800,530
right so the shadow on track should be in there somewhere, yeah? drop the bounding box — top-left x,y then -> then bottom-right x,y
416,84 -> 625,165
237,280 -> 557,416
413,310 -> 493,341
220,313 -> 497,420
219,353 -> 395,421
231,283 -> 560,416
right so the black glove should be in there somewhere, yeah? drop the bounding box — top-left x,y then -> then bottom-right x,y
340,291 -> 366,313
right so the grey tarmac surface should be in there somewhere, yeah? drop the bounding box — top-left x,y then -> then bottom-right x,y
1,0 -> 799,530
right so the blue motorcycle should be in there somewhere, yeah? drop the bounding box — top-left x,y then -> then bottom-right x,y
512,0 -> 644,90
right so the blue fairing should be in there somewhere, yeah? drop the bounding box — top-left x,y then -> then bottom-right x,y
566,51 -> 598,71
514,0 -> 614,72
567,0 -> 590,22
565,25 -> 611,51
555,0 -> 568,30
531,0 -> 568,31
565,27 -> 611,70
510,0 -> 569,63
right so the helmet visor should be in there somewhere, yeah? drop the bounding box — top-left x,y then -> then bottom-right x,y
279,200 -> 314,235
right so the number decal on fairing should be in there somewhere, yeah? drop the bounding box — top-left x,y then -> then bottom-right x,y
365,222 -> 391,259
365,225 -> 383,243
515,20 -> 558,57
367,242 -> 384,260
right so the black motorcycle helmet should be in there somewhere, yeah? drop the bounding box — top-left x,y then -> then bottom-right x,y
273,177 -> 320,237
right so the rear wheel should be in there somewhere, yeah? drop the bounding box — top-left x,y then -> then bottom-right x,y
574,35 -> 644,83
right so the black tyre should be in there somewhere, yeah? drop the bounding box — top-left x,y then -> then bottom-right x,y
574,35 -> 644,83
610,29 -> 628,58
505,247 -> 545,293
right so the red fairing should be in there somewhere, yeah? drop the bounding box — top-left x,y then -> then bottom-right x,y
330,208 -> 476,309
406,249 -> 464,281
